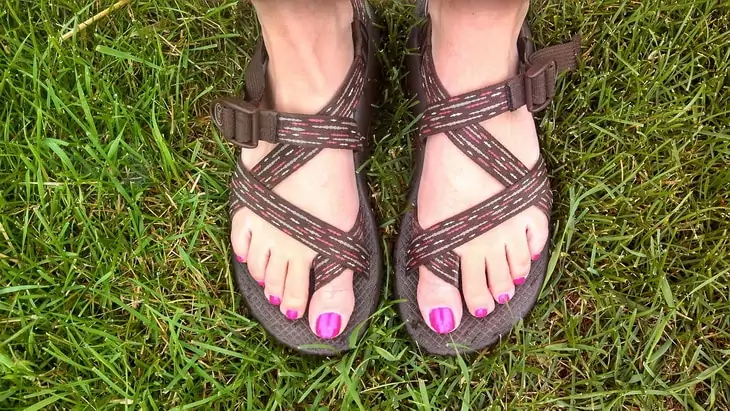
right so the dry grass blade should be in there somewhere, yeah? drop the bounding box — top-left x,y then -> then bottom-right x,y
60,0 -> 133,41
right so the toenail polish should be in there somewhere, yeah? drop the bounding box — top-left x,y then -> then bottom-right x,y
237,255 -> 246,263
269,295 -> 281,306
532,254 -> 540,261
498,293 -> 511,305
315,313 -> 342,339
429,307 -> 455,334
475,308 -> 489,318
257,280 -> 265,287
514,277 -> 526,286
286,310 -> 298,320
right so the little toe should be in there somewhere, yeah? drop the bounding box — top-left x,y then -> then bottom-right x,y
308,270 -> 355,340
263,253 -> 287,306
280,257 -> 313,321
246,236 -> 270,285
486,249 -> 515,305
525,212 -> 550,261
230,211 -> 252,264
460,254 -> 495,318
506,233 -> 532,286
417,267 -> 463,334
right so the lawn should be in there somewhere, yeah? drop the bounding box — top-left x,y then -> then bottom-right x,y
1,0 -> 729,409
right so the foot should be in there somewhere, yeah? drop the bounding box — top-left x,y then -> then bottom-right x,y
231,1 -> 359,339
416,0 -> 550,334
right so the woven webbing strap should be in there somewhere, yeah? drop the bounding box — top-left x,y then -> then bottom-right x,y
212,0 -> 371,291
212,97 -> 365,151
408,20 -> 579,286
418,35 -> 581,139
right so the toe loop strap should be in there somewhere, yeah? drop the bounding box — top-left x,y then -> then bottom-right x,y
407,159 -> 551,274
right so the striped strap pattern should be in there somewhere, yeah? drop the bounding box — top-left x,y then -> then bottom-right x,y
222,2 -> 371,291
407,159 -> 552,284
408,20 -> 578,286
212,98 -> 365,151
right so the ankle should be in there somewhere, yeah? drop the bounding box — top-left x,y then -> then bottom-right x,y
429,0 -> 529,95
429,0 -> 529,29
252,0 -> 354,112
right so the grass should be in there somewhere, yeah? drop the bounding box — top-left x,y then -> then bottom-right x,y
1,0 -> 729,409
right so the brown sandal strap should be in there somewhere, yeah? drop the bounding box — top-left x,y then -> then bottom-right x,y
231,161 -> 369,282
408,19 -> 578,286
251,145 -> 319,188
408,159 -> 551,275
211,97 -> 365,151
418,24 -> 580,139
217,0 -> 372,291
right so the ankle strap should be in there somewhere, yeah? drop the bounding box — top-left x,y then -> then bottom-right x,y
418,35 -> 581,139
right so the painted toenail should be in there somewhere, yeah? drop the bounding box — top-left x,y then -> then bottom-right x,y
429,307 -> 455,334
237,255 -> 246,263
498,293 -> 511,305
269,295 -> 281,305
257,281 -> 265,287
532,254 -> 540,261
514,277 -> 526,286
286,310 -> 298,320
315,313 -> 341,339
475,308 -> 489,318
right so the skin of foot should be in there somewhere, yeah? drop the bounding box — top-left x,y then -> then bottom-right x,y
416,0 -> 550,334
230,0 -> 359,339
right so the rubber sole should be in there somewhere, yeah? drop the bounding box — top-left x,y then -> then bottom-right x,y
393,1 -> 551,356
231,2 -> 383,356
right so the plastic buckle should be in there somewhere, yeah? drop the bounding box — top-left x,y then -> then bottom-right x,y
524,60 -> 557,113
211,97 -> 277,149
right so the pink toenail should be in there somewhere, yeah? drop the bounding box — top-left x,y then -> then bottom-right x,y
429,307 -> 455,334
257,281 -> 265,287
475,308 -> 489,318
269,295 -> 281,306
498,294 -> 511,305
315,313 -> 341,339
514,277 -> 526,286
237,255 -> 246,263
286,310 -> 298,320
532,254 -> 540,261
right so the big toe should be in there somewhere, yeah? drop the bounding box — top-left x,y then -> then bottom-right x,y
417,267 -> 463,335
308,270 -> 355,340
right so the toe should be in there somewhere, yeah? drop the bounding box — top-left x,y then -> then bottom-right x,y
308,270 -> 355,340
280,257 -> 312,320
526,211 -> 549,261
246,236 -> 270,285
230,211 -> 252,264
506,232 -> 531,286
417,267 -> 463,334
486,248 -> 515,305
263,253 -> 287,306
460,254 -> 495,318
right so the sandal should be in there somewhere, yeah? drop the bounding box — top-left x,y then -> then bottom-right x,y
210,0 -> 382,355
394,1 -> 580,355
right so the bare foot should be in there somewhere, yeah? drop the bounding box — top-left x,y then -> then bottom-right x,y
416,0 -> 550,334
230,1 -> 359,339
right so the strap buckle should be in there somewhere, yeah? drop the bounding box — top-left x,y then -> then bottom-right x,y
523,59 -> 558,113
211,97 -> 278,148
